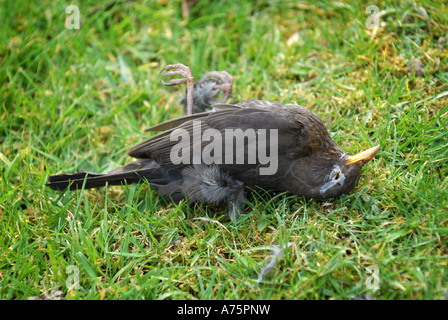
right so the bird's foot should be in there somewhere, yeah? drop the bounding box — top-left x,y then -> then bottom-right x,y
160,63 -> 195,115
201,71 -> 234,102
159,63 -> 194,86
227,183 -> 245,221
227,201 -> 244,221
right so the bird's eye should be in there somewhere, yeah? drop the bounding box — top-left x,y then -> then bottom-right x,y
333,169 -> 341,181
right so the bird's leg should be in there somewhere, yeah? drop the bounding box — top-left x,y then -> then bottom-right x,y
226,181 -> 245,221
201,71 -> 234,103
160,63 -> 195,115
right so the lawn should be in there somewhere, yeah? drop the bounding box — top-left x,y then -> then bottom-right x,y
1,0 -> 447,300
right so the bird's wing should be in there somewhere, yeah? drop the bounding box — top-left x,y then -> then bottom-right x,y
129,109 -> 235,161
128,102 -> 305,170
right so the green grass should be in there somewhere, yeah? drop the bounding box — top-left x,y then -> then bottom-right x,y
1,0 -> 447,300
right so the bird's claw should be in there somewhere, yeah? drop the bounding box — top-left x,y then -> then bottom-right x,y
201,71 -> 233,102
160,63 -> 195,115
159,63 -> 194,87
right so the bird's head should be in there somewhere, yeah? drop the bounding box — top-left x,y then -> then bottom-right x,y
289,145 -> 380,199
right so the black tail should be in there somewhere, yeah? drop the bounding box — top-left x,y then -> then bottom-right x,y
46,160 -> 171,191
46,171 -> 147,191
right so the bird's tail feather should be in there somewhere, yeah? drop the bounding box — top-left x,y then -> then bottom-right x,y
46,160 -> 169,191
46,171 -> 146,191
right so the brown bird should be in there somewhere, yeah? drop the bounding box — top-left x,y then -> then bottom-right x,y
47,64 -> 379,220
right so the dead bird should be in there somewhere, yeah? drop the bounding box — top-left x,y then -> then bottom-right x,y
47,64 -> 379,221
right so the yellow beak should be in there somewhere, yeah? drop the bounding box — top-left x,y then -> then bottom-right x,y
345,145 -> 380,165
